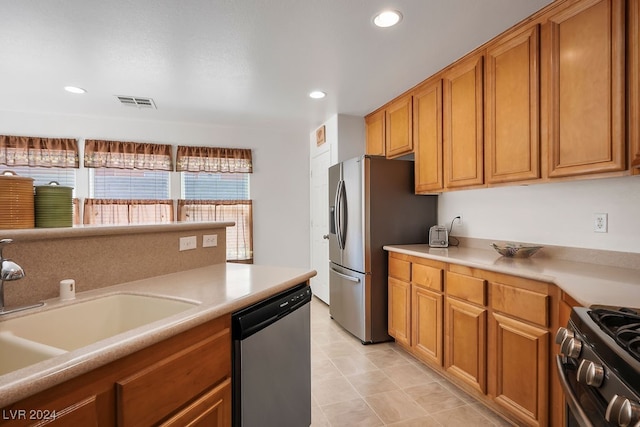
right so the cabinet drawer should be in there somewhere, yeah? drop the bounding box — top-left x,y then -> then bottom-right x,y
446,272 -> 486,306
491,282 -> 549,327
389,256 -> 411,282
160,378 -> 231,427
116,327 -> 231,427
413,264 -> 443,291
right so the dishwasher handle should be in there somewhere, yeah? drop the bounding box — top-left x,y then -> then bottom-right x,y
232,284 -> 311,340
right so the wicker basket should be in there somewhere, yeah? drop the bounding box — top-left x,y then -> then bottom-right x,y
0,171 -> 35,229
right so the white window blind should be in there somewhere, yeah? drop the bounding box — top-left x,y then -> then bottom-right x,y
3,166 -> 76,196
181,172 -> 249,200
91,169 -> 170,199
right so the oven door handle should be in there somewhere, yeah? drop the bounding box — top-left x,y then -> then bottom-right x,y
556,355 -> 595,427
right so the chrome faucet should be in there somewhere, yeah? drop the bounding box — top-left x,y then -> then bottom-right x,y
0,238 -> 44,315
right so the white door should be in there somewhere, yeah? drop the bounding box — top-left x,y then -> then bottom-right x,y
310,149 -> 331,303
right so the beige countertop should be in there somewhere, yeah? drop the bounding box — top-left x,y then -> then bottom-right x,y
0,262 -> 316,408
384,244 -> 640,309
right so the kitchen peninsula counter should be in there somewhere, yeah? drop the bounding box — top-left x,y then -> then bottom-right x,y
384,244 -> 640,308
0,262 -> 316,408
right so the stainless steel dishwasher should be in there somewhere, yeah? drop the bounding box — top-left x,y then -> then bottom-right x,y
232,283 -> 312,427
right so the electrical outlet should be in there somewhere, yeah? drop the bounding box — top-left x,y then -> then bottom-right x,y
203,234 -> 218,247
179,236 -> 197,251
594,213 -> 608,233
455,214 -> 463,225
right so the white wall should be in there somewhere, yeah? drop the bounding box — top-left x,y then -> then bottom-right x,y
0,110 -> 310,268
439,175 -> 640,254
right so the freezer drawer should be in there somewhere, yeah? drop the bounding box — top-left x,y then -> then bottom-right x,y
329,263 -> 368,342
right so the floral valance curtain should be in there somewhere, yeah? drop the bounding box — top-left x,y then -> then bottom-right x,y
176,146 -> 252,173
0,134 -> 79,168
84,140 -> 173,171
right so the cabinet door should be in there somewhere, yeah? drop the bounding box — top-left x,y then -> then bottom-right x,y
160,379 -> 231,427
629,0 -> 640,170
486,25 -> 540,184
386,94 -> 413,158
443,53 -> 484,188
490,313 -> 549,427
445,297 -> 487,393
412,285 -> 443,366
365,110 -> 386,156
116,326 -> 231,427
544,0 -> 625,177
388,277 -> 411,346
414,79 -> 444,193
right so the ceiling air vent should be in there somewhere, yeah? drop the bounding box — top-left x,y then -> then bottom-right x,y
116,96 -> 157,109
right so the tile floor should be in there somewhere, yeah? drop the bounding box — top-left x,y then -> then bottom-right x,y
310,297 -> 517,427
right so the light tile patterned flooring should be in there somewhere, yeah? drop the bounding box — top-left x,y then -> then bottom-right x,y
310,297 -> 516,427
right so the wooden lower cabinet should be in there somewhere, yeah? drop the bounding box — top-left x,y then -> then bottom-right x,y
0,316 -> 231,427
445,297 -> 487,394
388,277 -> 411,347
388,253 -> 562,426
412,285 -> 443,366
490,312 -> 549,426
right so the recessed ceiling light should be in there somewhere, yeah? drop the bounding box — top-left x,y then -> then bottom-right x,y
64,86 -> 87,94
373,10 -> 402,28
309,91 -> 326,99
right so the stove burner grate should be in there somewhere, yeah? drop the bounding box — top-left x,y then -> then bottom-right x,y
589,308 -> 640,363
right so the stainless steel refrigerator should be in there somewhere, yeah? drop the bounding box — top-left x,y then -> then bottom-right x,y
328,155 -> 437,343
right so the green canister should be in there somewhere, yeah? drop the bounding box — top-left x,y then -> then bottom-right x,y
34,181 -> 73,228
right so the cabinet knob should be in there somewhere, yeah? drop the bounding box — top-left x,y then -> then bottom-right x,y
323,234 -> 329,240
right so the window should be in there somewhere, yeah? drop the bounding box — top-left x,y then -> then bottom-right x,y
176,146 -> 253,263
180,172 -> 252,262
91,169 -> 170,199
83,139 -> 174,226
182,172 -> 249,200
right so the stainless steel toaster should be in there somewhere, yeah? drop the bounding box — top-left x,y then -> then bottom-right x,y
429,225 -> 449,248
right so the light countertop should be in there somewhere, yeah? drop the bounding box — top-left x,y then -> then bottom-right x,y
383,244 -> 640,309
0,262 -> 316,408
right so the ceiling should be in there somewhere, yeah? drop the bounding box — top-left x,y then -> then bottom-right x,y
1,0 -> 554,135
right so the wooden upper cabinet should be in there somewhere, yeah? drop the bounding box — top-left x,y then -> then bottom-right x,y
414,79 -> 444,193
385,94 -> 414,158
629,0 -> 640,170
443,53 -> 485,189
543,0 -> 625,177
486,25 -> 540,184
365,109 -> 386,156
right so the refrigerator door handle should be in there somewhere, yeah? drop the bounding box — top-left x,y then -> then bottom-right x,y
338,179 -> 347,249
333,180 -> 341,249
334,180 -> 345,249
330,267 -> 361,283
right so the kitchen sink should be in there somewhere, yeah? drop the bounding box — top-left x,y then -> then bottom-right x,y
0,332 -> 66,376
0,294 -> 198,353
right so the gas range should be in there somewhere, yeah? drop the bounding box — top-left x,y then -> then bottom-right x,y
556,306 -> 640,427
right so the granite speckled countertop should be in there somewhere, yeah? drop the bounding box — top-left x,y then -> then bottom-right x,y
384,244 -> 640,309
0,263 -> 316,408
